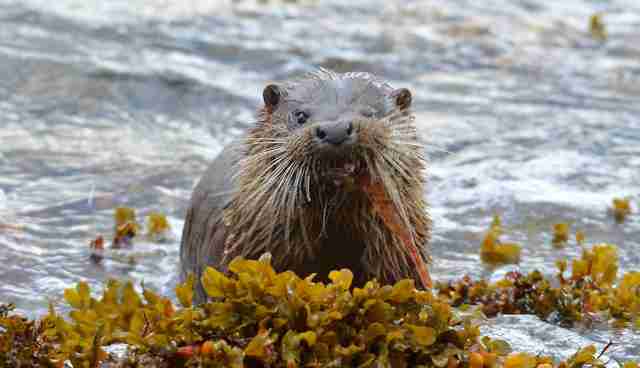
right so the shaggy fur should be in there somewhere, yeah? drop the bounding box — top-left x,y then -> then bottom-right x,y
180,69 -> 431,303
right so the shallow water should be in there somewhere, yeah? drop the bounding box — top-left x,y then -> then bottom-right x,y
0,0 -> 639,362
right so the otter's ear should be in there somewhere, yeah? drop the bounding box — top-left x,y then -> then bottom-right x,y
263,84 -> 282,109
392,88 -> 412,110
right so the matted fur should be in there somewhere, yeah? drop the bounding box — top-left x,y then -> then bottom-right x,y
180,70 -> 431,302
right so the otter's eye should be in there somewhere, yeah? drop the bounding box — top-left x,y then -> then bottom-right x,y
293,110 -> 310,125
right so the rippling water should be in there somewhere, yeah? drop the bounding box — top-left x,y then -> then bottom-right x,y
0,0 -> 638,362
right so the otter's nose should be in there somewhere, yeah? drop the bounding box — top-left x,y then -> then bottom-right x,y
315,121 -> 354,145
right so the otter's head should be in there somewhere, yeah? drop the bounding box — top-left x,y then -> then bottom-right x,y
252,69 -> 420,189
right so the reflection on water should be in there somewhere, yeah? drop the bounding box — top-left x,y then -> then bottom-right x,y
0,0 -> 638,361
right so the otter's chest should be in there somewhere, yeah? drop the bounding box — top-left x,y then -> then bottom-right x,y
293,193 -> 375,286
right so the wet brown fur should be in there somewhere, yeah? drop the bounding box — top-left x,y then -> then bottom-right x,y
180,69 -> 431,302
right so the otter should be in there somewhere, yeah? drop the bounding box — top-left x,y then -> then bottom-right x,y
180,69 -> 431,303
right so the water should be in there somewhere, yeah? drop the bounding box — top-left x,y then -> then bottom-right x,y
0,0 -> 638,362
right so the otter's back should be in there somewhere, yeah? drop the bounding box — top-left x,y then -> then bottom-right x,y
179,143 -> 242,298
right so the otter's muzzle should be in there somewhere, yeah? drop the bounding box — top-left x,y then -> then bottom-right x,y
315,121 -> 354,146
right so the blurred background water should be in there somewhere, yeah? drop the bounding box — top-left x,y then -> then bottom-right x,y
0,0 -> 638,362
